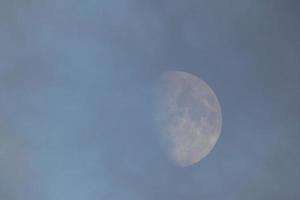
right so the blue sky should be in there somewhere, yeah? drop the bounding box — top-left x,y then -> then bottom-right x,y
0,0 -> 299,199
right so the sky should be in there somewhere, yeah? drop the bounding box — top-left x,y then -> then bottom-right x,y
0,0 -> 299,199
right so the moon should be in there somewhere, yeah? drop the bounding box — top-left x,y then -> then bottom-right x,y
155,71 -> 222,167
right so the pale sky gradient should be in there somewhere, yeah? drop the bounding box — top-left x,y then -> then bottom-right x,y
0,0 -> 299,199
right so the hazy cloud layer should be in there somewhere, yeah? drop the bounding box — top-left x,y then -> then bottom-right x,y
0,0 -> 299,199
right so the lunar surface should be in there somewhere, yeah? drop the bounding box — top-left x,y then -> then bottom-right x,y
155,71 -> 222,167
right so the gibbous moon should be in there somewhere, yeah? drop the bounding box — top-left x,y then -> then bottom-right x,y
155,71 -> 222,167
